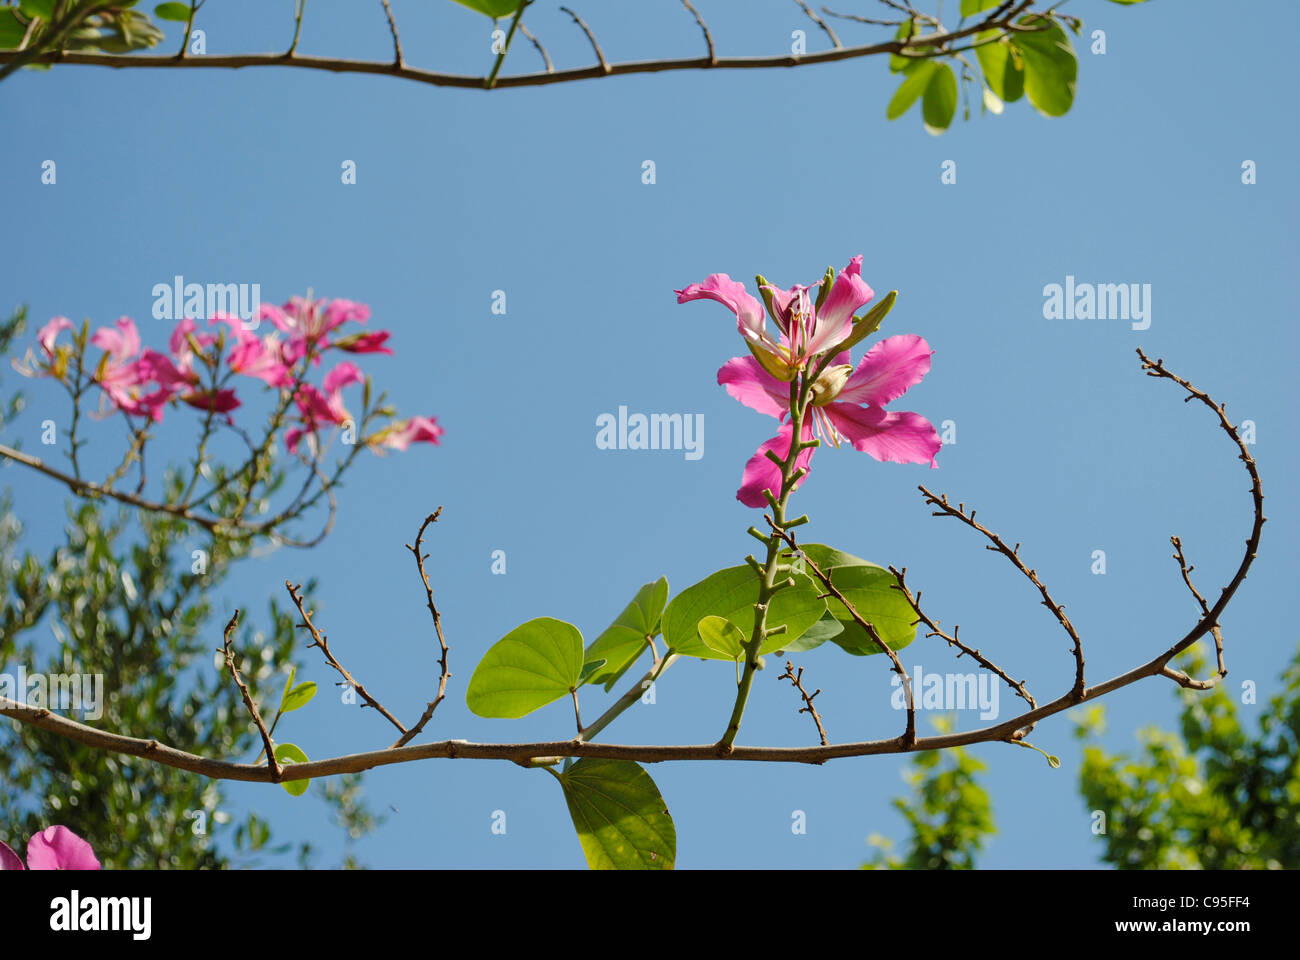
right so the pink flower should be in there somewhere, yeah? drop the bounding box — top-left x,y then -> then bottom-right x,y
262,296 -> 369,364
676,257 -> 875,378
89,317 -> 173,421
367,415 -> 444,452
0,826 -> 100,871
134,319 -> 240,418
720,335 -> 941,508
211,316 -> 293,387
331,330 -> 393,355
11,316 -> 74,380
284,361 -> 364,454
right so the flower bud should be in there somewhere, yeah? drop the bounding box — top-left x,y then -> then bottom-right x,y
810,363 -> 853,406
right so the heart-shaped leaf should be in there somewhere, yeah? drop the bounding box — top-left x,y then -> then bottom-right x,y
661,565 -> 826,660
274,743 -> 311,797
557,759 -> 675,870
582,577 -> 667,690
467,617 -> 584,718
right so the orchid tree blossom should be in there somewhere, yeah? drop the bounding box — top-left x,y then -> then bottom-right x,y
719,337 -> 941,507
10,315 -> 73,380
89,317 -> 173,421
366,414 -> 444,452
284,360 -> 365,454
677,255 -> 940,507
0,825 -> 100,870
675,256 -> 876,380
261,295 -> 371,365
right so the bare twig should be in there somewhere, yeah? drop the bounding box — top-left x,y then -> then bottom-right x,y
517,23 -> 552,73
795,0 -> 842,48
1160,536 -> 1227,690
221,610 -> 281,781
286,580 -> 409,738
919,485 -> 1086,702
768,520 -> 916,748
681,0 -> 715,64
391,508 -> 451,748
779,661 -> 829,745
380,0 -> 404,67
559,6 -> 608,73
889,565 -> 1037,738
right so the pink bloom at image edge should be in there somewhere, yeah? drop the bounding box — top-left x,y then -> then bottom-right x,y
676,257 -> 941,508
0,826 -> 101,870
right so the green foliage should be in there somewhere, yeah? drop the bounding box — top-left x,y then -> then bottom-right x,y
863,717 -> 995,869
448,0 -> 522,19
273,743 -> 311,797
1012,15 -> 1077,117
554,759 -> 675,870
465,617 -> 584,718
1075,644 -> 1300,869
153,3 -> 191,23
661,564 -> 825,660
581,576 -> 666,691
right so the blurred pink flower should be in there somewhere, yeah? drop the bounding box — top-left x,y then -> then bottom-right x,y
0,826 -> 100,871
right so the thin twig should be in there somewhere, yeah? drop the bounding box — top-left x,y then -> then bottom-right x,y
286,580 -> 409,737
559,6 -> 609,73
794,0 -> 842,48
919,485 -> 1086,702
768,520 -> 916,748
1160,536 -> 1227,690
517,23 -> 552,73
889,565 -> 1037,737
380,0 -> 404,67
221,610 -> 281,781
778,661 -> 829,745
681,0 -> 715,64
392,508 -> 451,748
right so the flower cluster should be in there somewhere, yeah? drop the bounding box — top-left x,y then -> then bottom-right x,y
14,295 -> 441,455
0,825 -> 100,870
676,256 -> 940,507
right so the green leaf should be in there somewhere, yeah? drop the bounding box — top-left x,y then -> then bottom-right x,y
274,743 -> 311,797
449,0 -> 523,18
698,616 -> 746,660
960,0 -> 1001,15
19,0 -> 56,20
281,680 -> 316,714
887,59 -> 938,121
578,658 -> 607,684
889,20 -> 915,73
582,577 -> 667,691
661,565 -> 826,660
1012,16 -> 1077,117
154,2 -> 193,21
824,565 -> 918,656
922,63 -> 958,135
0,11 -> 26,50
467,617 -> 584,718
982,85 -> 1004,115
975,31 -> 1024,103
795,543 -> 872,571
777,612 -> 844,654
557,759 -> 676,869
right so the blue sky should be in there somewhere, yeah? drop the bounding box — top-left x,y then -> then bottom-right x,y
2,0 -> 1297,868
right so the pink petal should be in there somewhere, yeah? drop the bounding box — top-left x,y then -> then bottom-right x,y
675,274 -> 769,346
91,318 -> 141,361
377,415 -> 443,451
322,361 -> 363,395
0,840 -> 24,870
834,334 -> 933,408
824,403 -> 941,467
324,299 -> 370,332
813,256 -> 874,349
716,356 -> 790,420
181,388 -> 240,414
37,316 -> 73,358
736,421 -> 815,508
25,826 -> 100,871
